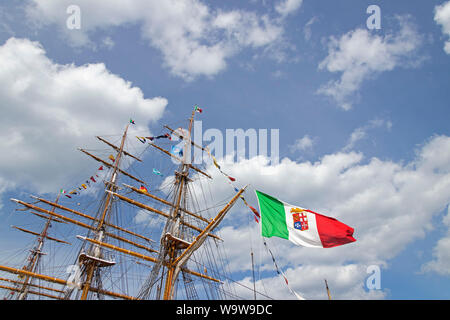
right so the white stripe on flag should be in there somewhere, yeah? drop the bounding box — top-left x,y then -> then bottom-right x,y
283,204 -> 323,248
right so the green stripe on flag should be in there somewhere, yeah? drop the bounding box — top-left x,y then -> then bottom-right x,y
255,190 -> 289,239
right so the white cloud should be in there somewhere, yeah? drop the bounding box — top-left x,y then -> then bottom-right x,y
317,16 -> 423,110
422,238 -> 450,276
421,205 -> 450,276
194,134 -> 450,298
434,1 -> 450,54
133,209 -> 152,225
0,37 -> 167,194
101,36 -> 115,50
289,135 -> 314,152
231,264 -> 386,300
26,0 -> 293,80
303,16 -> 318,41
275,0 -> 303,17
343,118 -> 392,151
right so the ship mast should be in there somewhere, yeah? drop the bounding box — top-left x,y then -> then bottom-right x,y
137,108 -> 245,300
78,124 -> 129,300
3,194 -> 69,300
17,194 -> 60,300
161,109 -> 195,300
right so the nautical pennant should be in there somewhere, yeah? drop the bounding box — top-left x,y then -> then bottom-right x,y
60,164 -> 105,199
263,239 -> 305,300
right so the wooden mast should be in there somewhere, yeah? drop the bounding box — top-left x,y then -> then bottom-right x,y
79,124 -> 129,300
12,194 -> 62,300
161,109 -> 196,300
158,108 -> 246,300
130,107 -> 246,300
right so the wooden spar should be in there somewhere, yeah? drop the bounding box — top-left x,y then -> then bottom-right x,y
148,143 -> 212,179
122,183 -> 210,224
11,226 -> 71,245
0,264 -> 68,286
174,186 -> 247,266
0,284 -> 64,300
87,285 -> 137,300
31,195 -> 98,220
0,277 -> 65,294
78,236 -> 221,284
11,198 -> 92,229
78,236 -> 158,263
29,211 -> 67,224
182,269 -> 221,284
96,136 -> 142,162
11,199 -> 157,254
106,191 -> 222,241
30,195 -> 154,243
78,148 -> 147,185
0,265 -> 136,300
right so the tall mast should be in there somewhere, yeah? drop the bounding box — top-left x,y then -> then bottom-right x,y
14,194 -> 61,300
161,110 -> 196,300
79,124 -> 129,300
146,109 -> 244,300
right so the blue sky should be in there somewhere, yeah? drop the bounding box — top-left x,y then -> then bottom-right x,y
0,0 -> 450,299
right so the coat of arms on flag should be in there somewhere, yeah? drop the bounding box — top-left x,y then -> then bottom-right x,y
291,208 -> 308,231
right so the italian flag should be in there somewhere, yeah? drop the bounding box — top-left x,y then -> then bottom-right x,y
194,105 -> 203,113
255,190 -> 356,248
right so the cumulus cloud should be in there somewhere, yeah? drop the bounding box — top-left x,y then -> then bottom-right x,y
317,16 -> 423,110
193,134 -> 450,298
434,1 -> 450,54
229,264 -> 386,300
0,37 -> 167,194
26,0 -> 296,80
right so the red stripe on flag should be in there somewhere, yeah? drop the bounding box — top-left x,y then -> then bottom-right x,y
306,210 -> 356,248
